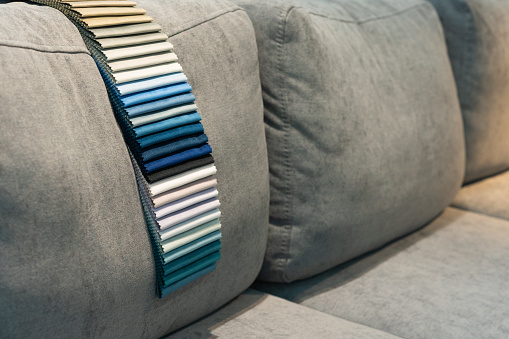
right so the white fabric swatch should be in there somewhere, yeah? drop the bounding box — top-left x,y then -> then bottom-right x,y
157,198 -> 220,230
103,41 -> 173,61
158,209 -> 221,241
149,164 -> 217,196
108,52 -> 177,72
155,188 -> 219,219
112,62 -> 182,84
151,175 -> 217,208
162,219 -> 221,253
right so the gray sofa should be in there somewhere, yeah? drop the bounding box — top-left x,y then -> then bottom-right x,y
1,0 -> 508,338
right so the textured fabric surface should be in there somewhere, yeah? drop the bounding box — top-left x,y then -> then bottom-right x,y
426,0 -> 509,183
452,170 -> 509,220
255,208 -> 509,339
236,0 -> 465,282
0,1 -> 269,338
169,289 -> 401,338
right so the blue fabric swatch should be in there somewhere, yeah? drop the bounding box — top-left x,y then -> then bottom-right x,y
133,112 -> 201,138
121,82 -> 192,107
116,73 -> 187,96
137,123 -> 204,148
141,134 -> 208,162
144,144 -> 212,173
164,240 -> 222,276
160,263 -> 217,298
163,250 -> 220,286
126,93 -> 196,117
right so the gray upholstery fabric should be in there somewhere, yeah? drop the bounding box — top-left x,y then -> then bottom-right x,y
255,208 -> 509,339
426,0 -> 509,183
236,0 -> 465,282
169,289 -> 402,338
0,1 -> 268,338
453,170 -> 509,220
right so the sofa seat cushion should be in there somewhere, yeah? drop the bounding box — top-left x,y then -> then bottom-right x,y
254,208 -> 509,339
235,0 -> 465,283
452,170 -> 509,220
169,289 -> 401,338
0,1 -> 268,338
426,0 -> 509,183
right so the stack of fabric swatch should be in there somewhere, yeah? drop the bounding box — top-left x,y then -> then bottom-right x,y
30,0 -> 222,298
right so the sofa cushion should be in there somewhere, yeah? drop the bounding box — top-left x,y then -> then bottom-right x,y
169,289 -> 401,338
255,208 -> 509,339
0,1 -> 268,338
236,0 -> 465,282
427,0 -> 509,183
452,170 -> 509,220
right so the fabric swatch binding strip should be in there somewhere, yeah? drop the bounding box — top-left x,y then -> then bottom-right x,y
29,0 -> 222,298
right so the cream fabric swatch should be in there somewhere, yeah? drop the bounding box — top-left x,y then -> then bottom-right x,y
108,52 -> 177,72
83,15 -> 152,28
112,62 -> 182,84
102,41 -> 172,61
75,6 -> 145,17
96,32 -> 167,49
89,22 -> 161,38
64,1 -> 137,8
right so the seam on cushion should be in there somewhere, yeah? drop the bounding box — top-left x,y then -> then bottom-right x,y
274,5 -> 295,283
0,40 -> 90,55
166,6 -> 243,38
304,3 -> 428,25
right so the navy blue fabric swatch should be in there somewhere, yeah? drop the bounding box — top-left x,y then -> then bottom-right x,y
144,144 -> 212,173
141,134 -> 208,162
146,154 -> 214,183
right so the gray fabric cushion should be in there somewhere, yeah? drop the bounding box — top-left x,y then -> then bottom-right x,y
255,207 -> 509,339
0,1 -> 268,338
452,170 -> 509,220
426,0 -> 509,183
169,289 -> 402,338
235,0 -> 465,282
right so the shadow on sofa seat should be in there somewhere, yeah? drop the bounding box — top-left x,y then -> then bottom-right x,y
168,289 -> 400,338
254,208 -> 509,338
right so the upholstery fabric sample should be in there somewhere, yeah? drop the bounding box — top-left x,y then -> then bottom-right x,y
126,93 -> 195,117
152,176 -> 218,208
157,198 -> 220,230
237,0 -> 465,282
155,187 -> 218,218
73,7 -> 146,17
117,73 -> 188,97
144,144 -> 212,173
452,170 -> 509,220
0,0 -> 269,336
141,133 -> 208,162
89,22 -> 161,38
112,62 -> 182,83
149,164 -> 217,196
122,82 -> 191,107
254,208 -> 509,339
169,289 -> 401,339
137,123 -> 203,148
159,209 -> 222,242
96,32 -> 168,49
162,219 -> 222,253
134,112 -> 201,138
102,41 -> 172,61
146,155 -> 214,183
82,14 -> 153,28
163,233 -> 222,263
64,1 -> 138,8
426,0 -> 509,183
164,241 -> 222,276
107,52 -> 178,72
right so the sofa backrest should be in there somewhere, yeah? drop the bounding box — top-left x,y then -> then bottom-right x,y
0,1 -> 269,337
427,0 -> 509,183
236,0 -> 466,282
